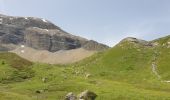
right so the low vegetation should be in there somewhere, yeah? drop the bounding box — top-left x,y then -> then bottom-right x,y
0,36 -> 170,100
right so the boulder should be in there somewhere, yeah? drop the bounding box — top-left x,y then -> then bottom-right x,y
78,90 -> 97,100
85,73 -> 91,79
42,77 -> 48,83
65,92 -> 77,100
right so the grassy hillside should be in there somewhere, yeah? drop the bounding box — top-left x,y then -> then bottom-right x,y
0,35 -> 170,100
151,35 -> 170,80
0,52 -> 34,83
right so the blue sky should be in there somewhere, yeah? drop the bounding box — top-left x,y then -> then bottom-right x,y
0,0 -> 170,46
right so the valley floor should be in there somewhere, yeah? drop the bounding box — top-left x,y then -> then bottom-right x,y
0,35 -> 170,100
1,63 -> 170,100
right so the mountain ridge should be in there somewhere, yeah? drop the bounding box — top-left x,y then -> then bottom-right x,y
0,14 -> 109,52
0,14 -> 109,64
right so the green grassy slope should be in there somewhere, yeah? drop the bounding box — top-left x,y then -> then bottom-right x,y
151,35 -> 170,80
0,52 -> 34,83
0,35 -> 170,100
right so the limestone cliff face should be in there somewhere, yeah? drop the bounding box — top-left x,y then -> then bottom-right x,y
0,14 -> 109,52
24,27 -> 82,52
0,24 -> 24,44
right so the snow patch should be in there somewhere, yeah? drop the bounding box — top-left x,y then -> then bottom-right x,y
21,45 -> 25,48
9,18 -> 13,20
42,18 -> 48,23
44,29 -> 49,32
32,27 -> 49,32
25,17 -> 28,20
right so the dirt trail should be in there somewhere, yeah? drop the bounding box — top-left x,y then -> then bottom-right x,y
151,51 -> 161,79
151,62 -> 161,79
151,51 -> 170,83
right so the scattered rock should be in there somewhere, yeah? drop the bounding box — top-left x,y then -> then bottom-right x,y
167,42 -> 170,45
78,90 -> 97,100
162,43 -> 166,46
64,75 -> 67,79
137,49 -> 141,52
85,73 -> 91,79
167,42 -> 170,48
65,90 -> 97,100
75,71 -> 80,75
65,92 -> 77,100
35,90 -> 44,94
152,42 -> 159,46
120,37 -> 153,47
42,77 -> 48,83
35,89 -> 48,94
1,61 -> 5,65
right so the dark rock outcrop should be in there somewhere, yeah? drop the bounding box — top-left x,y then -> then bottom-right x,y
83,40 -> 109,51
0,14 -> 109,52
119,37 -> 153,47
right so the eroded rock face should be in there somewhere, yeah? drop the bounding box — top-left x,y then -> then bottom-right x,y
0,24 -> 24,44
24,27 -> 82,52
0,14 -> 109,52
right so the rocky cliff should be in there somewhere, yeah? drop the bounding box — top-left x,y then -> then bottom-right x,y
0,14 -> 109,52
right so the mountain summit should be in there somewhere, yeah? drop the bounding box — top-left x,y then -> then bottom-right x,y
0,14 -> 109,64
0,14 -> 108,52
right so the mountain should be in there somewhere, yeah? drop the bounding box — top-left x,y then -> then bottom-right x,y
0,14 -> 109,64
0,35 -> 170,100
